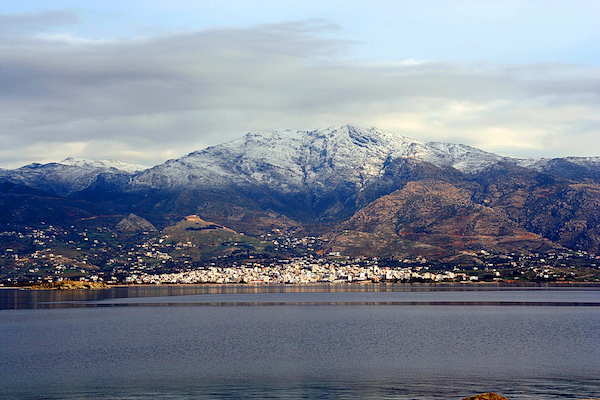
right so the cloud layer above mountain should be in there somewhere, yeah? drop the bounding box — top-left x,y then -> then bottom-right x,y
0,12 -> 599,168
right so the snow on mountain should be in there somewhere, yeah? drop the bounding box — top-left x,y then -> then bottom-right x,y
4,125 -> 599,197
132,125 -> 509,192
59,157 -> 148,173
517,156 -> 600,170
0,157 -> 143,196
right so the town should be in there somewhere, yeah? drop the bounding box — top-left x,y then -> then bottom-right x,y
1,222 -> 600,286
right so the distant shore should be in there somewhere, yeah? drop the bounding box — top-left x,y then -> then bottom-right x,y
27,281 -> 110,290
4,280 -> 599,290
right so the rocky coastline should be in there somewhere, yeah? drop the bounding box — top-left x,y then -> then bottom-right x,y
28,280 -> 109,290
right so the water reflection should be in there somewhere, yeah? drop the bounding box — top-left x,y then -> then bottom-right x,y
1,283 -> 599,309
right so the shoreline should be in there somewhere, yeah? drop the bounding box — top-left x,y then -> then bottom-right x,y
3,280 -> 600,290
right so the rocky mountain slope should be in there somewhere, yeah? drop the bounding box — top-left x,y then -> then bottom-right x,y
329,179 -> 554,259
2,125 -> 600,257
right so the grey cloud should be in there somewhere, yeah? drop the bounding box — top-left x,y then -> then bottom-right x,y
0,21 -> 598,168
0,10 -> 80,35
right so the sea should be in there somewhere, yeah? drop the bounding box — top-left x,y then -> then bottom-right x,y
1,283 -> 599,400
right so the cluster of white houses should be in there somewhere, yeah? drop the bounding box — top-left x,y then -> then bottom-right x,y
125,260 -> 461,284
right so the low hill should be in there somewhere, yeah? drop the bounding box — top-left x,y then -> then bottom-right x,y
161,215 -> 274,262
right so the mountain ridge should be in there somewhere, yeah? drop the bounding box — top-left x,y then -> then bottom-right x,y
59,157 -> 148,173
3,125 -> 600,192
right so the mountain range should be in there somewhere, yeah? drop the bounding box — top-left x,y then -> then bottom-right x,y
2,125 -> 600,259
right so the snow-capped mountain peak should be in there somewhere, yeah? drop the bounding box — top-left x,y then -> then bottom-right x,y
132,125 -> 511,191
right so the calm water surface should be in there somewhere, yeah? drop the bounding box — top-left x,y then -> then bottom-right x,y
1,284 -> 599,400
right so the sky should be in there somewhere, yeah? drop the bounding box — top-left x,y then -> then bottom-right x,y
1,0 -> 599,168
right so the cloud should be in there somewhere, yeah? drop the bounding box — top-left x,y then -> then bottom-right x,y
0,10 -> 80,36
0,20 -> 598,168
